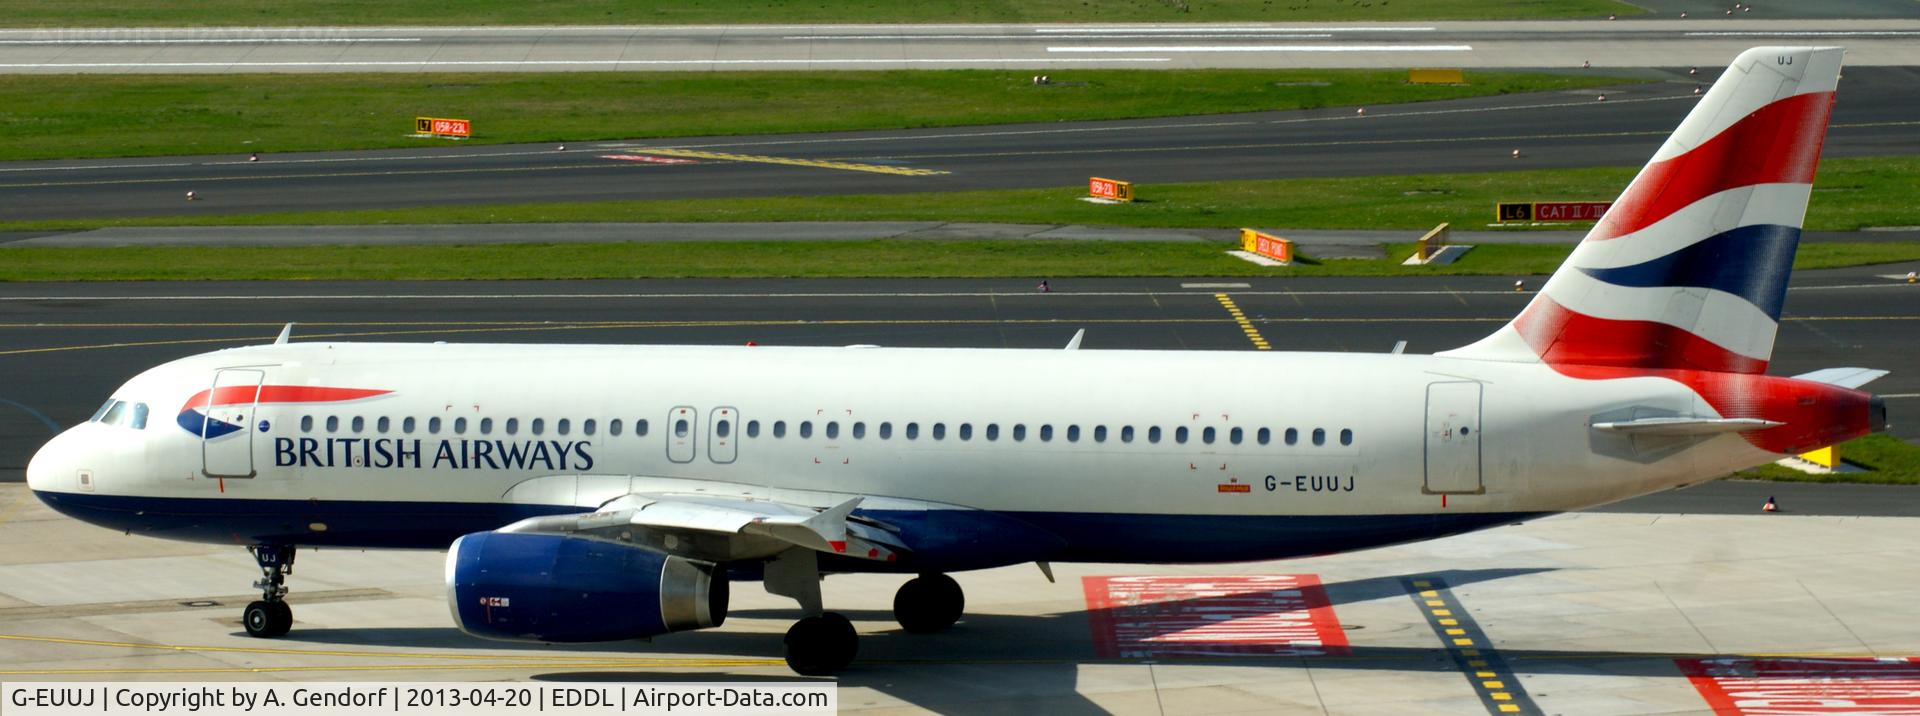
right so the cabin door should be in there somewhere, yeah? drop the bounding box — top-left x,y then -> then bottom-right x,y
201,368 -> 265,479
1423,381 -> 1483,494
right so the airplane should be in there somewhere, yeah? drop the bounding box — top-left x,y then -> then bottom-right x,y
26,46 -> 1888,675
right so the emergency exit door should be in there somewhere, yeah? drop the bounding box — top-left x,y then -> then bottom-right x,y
1423,381 -> 1483,494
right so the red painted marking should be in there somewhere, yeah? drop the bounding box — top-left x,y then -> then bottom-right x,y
1441,494 -> 1447,508
1677,657 -> 1920,715
1083,575 -> 1349,658
600,154 -> 698,164
1592,91 -> 1832,240
1217,483 -> 1251,493
828,541 -> 846,553
185,385 -> 390,411
217,478 -> 224,494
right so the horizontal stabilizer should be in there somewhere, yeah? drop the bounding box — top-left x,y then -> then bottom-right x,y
1792,367 -> 1889,389
1591,417 -> 1783,435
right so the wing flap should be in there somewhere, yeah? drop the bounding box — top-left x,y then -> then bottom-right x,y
498,493 -> 903,562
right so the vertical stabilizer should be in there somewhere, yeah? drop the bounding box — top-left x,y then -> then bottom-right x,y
1441,47 -> 1842,374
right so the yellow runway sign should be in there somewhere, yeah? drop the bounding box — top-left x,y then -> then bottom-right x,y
637,148 -> 948,176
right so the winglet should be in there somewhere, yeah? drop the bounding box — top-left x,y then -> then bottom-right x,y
1065,329 -> 1086,351
274,322 -> 295,345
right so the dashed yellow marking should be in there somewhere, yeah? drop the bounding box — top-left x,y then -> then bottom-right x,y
1453,638 -> 1475,646
1421,591 -> 1439,597
1432,609 -> 1452,616
1446,628 -> 1467,636
1214,294 -> 1270,350
1427,600 -> 1446,607
1484,681 -> 1506,689
1406,577 -> 1540,716
1499,706 -> 1522,713
637,147 -> 948,176
1476,670 -> 1497,677
1492,693 -> 1513,701
1439,619 -> 1459,626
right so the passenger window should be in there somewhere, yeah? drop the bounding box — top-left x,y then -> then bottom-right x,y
130,403 -> 149,429
479,418 -> 493,435
1230,427 -> 1243,445
610,419 -> 623,436
826,422 -> 840,439
1149,426 -> 1162,443
1175,426 -> 1189,444
1039,425 -> 1053,442
584,419 -> 596,436
558,418 -> 571,436
906,422 -> 919,440
1094,425 -> 1108,443
1340,428 -> 1353,446
1313,428 -> 1326,446
1121,426 -> 1135,443
301,416 -> 314,433
932,423 -> 946,440
504,418 -> 518,435
959,423 -> 972,441
377,416 -> 391,433
986,424 -> 999,441
715,420 -> 731,438
852,422 -> 865,439
637,419 -> 649,437
675,419 -> 690,438
428,417 -> 441,434
532,418 -> 546,436
352,416 -> 365,434
326,416 -> 340,433
1012,424 -> 1026,442
1258,427 -> 1271,445
1067,425 -> 1081,442
1202,427 -> 1215,444
1285,428 -> 1298,445
453,417 -> 467,435
403,417 -> 416,434
800,421 -> 813,439
879,422 -> 892,439
746,420 -> 760,438
773,420 -> 787,438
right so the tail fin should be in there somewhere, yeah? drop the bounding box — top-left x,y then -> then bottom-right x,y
1442,46 -> 1842,374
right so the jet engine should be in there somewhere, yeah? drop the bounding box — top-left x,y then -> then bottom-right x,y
446,531 -> 727,642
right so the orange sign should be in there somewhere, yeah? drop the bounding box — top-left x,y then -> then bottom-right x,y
415,116 -> 472,137
1089,177 -> 1134,202
1240,228 -> 1293,263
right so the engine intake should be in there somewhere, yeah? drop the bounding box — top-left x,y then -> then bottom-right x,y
446,531 -> 727,642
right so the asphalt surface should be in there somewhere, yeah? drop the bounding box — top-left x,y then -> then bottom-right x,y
4,66 -> 1918,222
3,263 -> 1915,510
3,19 -> 1920,73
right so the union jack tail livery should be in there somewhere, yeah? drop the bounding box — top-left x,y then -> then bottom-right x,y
1446,46 -> 1883,455
1448,46 -> 1841,374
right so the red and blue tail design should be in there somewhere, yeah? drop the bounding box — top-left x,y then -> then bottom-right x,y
178,385 -> 390,439
1442,47 -> 1882,454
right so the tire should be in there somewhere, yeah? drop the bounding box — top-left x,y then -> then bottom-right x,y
243,601 -> 275,638
784,613 -> 858,676
894,574 -> 964,633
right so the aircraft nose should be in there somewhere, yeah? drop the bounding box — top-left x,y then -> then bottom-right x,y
26,428 -> 77,493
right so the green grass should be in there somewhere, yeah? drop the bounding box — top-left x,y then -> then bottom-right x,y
0,0 -> 1642,26
0,70 -> 1631,162
2,240 -> 1915,282
8,156 -> 1916,234
1735,435 -> 1920,485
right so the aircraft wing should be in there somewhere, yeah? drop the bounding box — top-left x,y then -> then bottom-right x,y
494,493 -> 907,564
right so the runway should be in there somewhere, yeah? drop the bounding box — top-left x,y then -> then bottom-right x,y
4,66 -> 1918,222
3,19 -> 1920,74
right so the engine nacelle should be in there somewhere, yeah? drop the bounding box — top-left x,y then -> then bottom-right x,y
445,531 -> 727,642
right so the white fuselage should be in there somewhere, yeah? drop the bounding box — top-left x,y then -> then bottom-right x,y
27,342 -> 1774,568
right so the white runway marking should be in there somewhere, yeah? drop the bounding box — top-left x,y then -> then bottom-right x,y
784,34 -> 1334,40
1049,44 -> 1472,53
0,38 -> 421,45
1033,27 -> 1436,33
1684,31 -> 1920,37
0,58 -> 1174,69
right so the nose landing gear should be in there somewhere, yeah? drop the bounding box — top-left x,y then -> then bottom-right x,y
242,545 -> 295,638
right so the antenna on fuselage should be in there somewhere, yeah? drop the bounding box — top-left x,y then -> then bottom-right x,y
274,322 -> 295,345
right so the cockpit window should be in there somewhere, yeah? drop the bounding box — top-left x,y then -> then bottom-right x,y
89,400 -> 150,429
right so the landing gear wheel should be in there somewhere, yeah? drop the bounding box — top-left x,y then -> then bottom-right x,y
894,573 -> 964,633
783,612 -> 858,676
242,600 -> 291,638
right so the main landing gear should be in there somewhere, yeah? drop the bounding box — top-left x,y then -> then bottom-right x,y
765,550 -> 968,676
242,545 -> 295,638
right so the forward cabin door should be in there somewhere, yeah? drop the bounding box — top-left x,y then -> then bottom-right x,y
202,368 -> 265,479
1423,381 -> 1483,494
